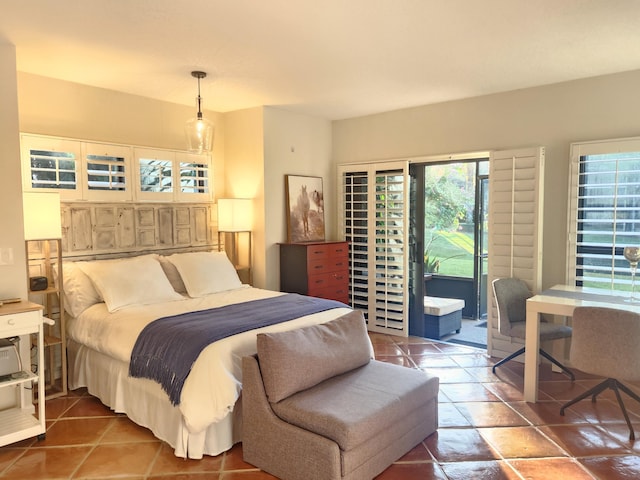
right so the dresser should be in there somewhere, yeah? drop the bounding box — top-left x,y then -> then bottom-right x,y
279,241 -> 349,304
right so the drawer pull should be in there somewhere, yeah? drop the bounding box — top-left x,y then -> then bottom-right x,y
7,319 -> 15,326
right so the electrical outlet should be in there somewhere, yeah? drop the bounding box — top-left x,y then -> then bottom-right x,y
0,248 -> 14,266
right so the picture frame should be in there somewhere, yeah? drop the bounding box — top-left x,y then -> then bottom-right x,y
285,174 -> 325,243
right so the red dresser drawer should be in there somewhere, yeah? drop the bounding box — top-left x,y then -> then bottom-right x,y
309,284 -> 350,303
306,244 -> 331,262
328,243 -> 348,258
307,271 -> 348,294
308,256 -> 348,274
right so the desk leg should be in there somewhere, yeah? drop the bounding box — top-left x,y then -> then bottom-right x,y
524,304 -> 541,402
550,316 -> 568,373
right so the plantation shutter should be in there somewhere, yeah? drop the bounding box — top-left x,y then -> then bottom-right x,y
338,161 -> 410,336
487,147 -> 545,357
567,137 -> 640,290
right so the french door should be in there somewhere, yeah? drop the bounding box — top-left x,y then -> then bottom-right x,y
337,161 -> 410,336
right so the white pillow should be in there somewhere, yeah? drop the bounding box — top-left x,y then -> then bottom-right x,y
157,255 -> 188,294
60,261 -> 103,317
167,251 -> 242,297
78,255 -> 184,312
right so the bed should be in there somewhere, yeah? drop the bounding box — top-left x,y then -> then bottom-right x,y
62,251 -> 353,459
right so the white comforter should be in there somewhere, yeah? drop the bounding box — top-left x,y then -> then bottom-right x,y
66,286 -> 351,434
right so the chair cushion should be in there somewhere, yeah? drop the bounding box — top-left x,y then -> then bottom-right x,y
271,360 -> 439,451
509,321 -> 572,341
423,296 -> 465,316
257,310 -> 371,403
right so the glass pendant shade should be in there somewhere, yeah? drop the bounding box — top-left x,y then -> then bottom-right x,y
185,114 -> 214,154
185,70 -> 214,154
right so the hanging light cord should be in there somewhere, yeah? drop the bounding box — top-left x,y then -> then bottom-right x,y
192,71 -> 207,120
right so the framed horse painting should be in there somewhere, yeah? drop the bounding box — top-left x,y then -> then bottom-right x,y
285,174 -> 325,243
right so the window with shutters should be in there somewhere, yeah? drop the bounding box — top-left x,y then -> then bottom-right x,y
133,149 -> 211,202
567,137 -> 640,292
338,161 -> 409,336
21,134 -> 213,203
139,158 -> 173,193
86,154 -> 126,191
177,152 -> 210,199
21,135 -> 83,199
342,170 -> 369,315
83,143 -> 130,201
28,149 -> 77,190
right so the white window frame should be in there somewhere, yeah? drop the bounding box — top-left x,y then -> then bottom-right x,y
567,136 -> 640,290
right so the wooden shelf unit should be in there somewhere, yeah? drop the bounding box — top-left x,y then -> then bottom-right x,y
0,301 -> 46,446
25,239 -> 67,400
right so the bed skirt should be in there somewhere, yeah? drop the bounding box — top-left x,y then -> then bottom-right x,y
67,339 -> 242,459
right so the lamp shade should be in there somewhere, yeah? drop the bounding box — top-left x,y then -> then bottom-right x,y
23,192 -> 62,240
217,198 -> 252,232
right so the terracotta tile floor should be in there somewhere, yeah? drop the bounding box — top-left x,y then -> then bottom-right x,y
1,333 -> 640,479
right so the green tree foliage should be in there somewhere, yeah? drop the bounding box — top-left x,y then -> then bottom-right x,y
423,164 -> 475,274
424,169 -> 468,231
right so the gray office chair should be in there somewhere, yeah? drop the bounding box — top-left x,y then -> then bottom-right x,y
560,306 -> 640,440
492,278 -> 574,380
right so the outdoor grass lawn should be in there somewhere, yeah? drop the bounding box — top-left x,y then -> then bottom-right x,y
427,230 -> 475,277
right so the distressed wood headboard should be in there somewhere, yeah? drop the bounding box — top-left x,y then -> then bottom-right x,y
60,201 -> 218,261
26,201 -> 222,323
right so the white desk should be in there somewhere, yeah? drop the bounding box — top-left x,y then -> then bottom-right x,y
524,284 -> 640,402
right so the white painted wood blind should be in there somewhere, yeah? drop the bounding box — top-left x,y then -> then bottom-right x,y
567,137 -> 640,289
338,161 -> 410,336
487,147 -> 545,357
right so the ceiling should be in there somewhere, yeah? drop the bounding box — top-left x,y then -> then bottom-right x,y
2,0 -> 640,120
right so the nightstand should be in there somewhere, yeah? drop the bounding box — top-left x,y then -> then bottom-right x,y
0,301 -> 47,446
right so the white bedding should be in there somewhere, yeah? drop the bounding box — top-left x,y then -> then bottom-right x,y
67,286 -> 352,444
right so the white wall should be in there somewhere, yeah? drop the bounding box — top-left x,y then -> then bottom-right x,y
224,107 -> 333,292
224,107 -> 265,286
332,69 -> 640,288
0,45 -> 27,300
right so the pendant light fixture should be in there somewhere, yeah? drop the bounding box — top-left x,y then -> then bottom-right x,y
185,70 -> 214,154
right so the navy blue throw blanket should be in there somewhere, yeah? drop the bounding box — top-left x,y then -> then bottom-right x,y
129,294 -> 347,405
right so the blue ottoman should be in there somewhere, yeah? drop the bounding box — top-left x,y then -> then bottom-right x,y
423,296 -> 465,340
